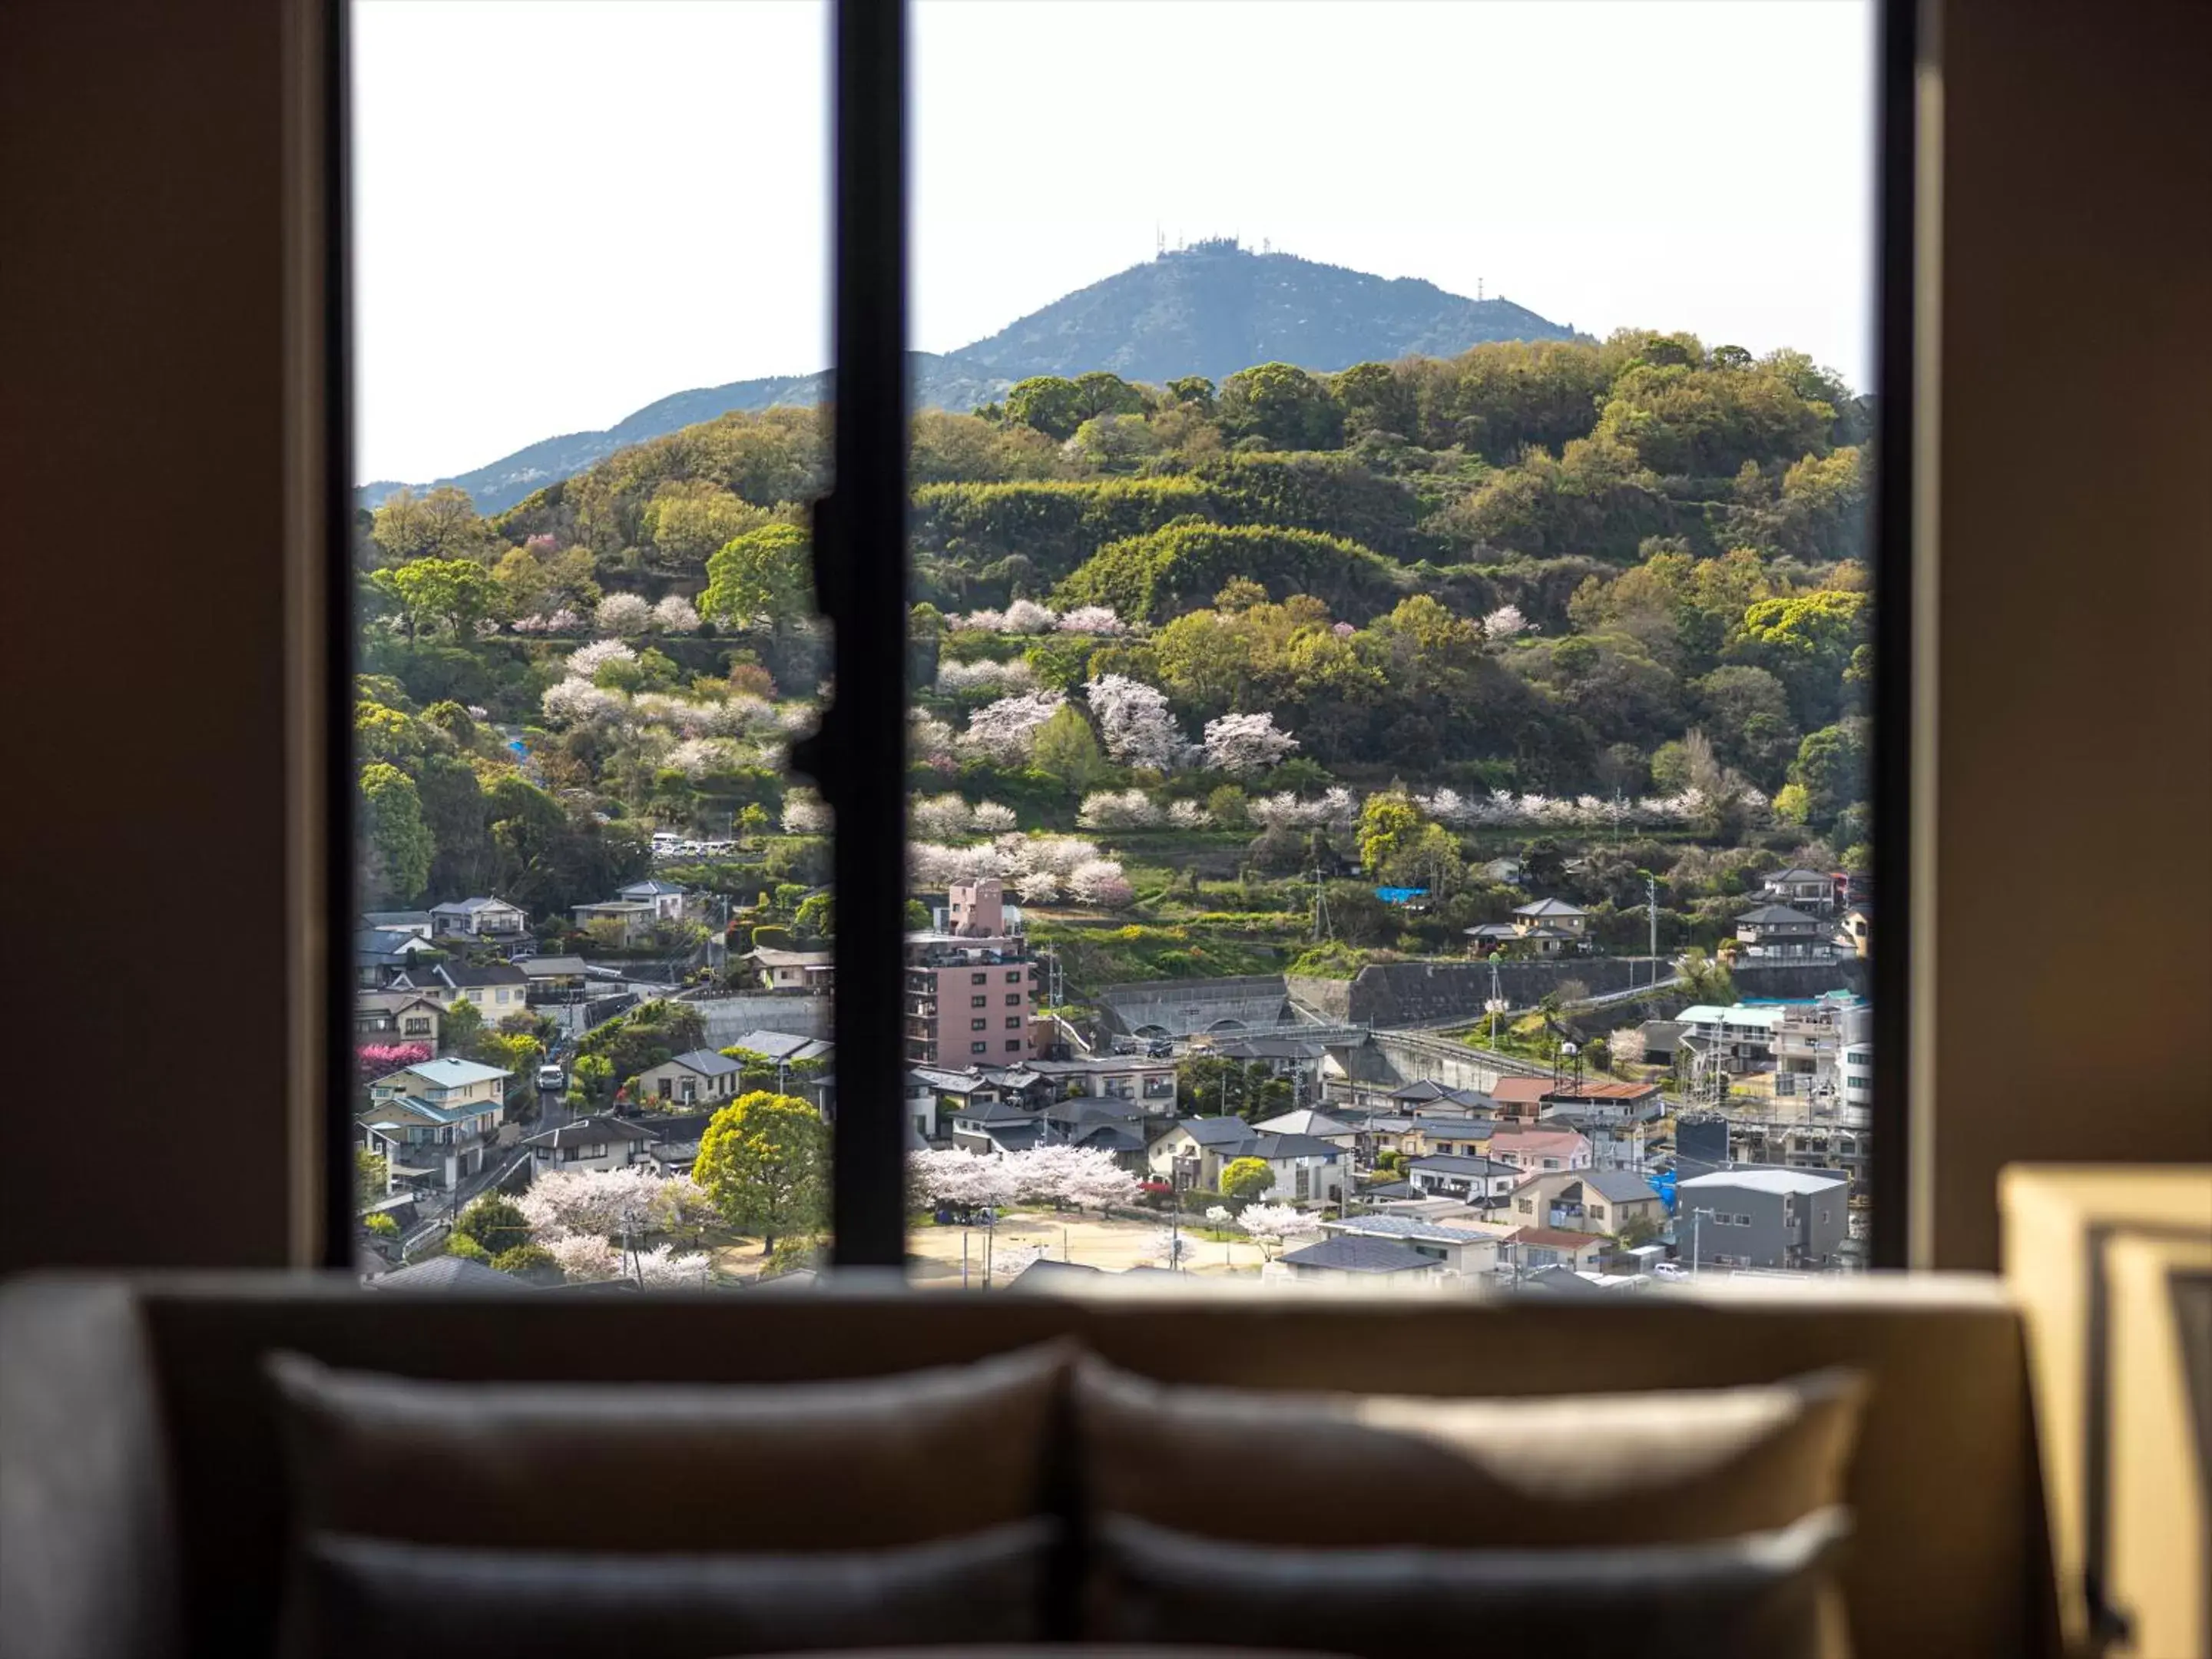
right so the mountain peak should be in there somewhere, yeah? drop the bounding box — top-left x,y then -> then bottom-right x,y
950,243 -> 1572,386
365,247 -> 1575,512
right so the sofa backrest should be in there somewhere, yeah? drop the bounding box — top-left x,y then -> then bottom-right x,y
0,1273 -> 2057,1659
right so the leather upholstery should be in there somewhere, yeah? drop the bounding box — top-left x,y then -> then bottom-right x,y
0,1273 -> 2058,1659
296,1521 -> 1056,1659
1073,1356 -> 1866,1545
1094,1508 -> 1852,1659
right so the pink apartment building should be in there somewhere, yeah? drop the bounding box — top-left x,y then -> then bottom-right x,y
906,879 -> 1041,1065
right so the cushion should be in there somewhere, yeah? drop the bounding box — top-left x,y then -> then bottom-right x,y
1091,1508 -> 1854,1659
295,1519 -> 1057,1659
267,1342 -> 1071,1551
1073,1356 -> 1868,1546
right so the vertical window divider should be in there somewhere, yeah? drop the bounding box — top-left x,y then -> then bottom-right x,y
811,0 -> 912,1267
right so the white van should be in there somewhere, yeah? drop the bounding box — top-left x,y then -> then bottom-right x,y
536,1063 -> 566,1092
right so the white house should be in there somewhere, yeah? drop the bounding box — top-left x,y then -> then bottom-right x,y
1407,1154 -> 1522,1204
519,1114 -> 657,1173
1318,1214 -> 1505,1275
359,1058 -> 512,1193
618,878 -> 689,921
634,1048 -> 743,1107
429,896 -> 528,939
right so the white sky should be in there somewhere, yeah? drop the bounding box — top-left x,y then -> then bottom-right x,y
354,0 -> 1876,485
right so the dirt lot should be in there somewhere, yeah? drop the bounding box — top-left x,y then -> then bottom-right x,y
906,1210 -> 1267,1285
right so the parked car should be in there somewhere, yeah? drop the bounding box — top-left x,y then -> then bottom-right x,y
536,1064 -> 566,1091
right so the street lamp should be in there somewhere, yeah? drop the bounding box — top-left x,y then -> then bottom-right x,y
1687,1205 -> 1720,1274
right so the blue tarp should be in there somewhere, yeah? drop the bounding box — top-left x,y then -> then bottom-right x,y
1652,1168 -> 1680,1213
1374,886 -> 1430,905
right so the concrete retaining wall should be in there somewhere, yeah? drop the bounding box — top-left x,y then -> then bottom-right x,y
1341,959 -> 1658,1028
1733,959 -> 1869,1001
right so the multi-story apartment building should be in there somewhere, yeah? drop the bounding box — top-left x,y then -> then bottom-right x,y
906,879 -> 1041,1066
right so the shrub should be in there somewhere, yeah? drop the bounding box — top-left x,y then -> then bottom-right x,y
443,1233 -> 491,1263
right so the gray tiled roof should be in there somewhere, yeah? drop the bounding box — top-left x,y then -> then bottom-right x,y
1280,1237 -> 1442,1274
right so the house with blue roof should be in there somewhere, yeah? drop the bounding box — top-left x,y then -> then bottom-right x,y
359,1057 -> 514,1195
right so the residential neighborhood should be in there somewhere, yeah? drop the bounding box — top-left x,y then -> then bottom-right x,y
352,845 -> 1879,1294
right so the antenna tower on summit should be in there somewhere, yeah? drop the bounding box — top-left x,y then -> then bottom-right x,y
1478,276 -> 1485,300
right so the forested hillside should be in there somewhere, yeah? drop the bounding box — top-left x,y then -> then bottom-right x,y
356,328 -> 1872,972
361,243 -> 1577,514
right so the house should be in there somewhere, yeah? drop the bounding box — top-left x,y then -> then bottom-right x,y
1402,1116 -> 1498,1158
949,1096 -> 1048,1157
748,946 -> 836,995
353,990 -> 442,1048
1249,1108 -> 1358,1153
1486,1124 -> 1594,1174
1276,1236 -> 1446,1283
1465,897 -> 1590,957
1508,1227 -> 1610,1273
429,896 -> 528,939
519,1114 -> 657,1173
1540,1080 -> 1666,1124
1318,1214 -> 1505,1275
634,1111 -> 721,1177
358,1058 -> 513,1192
1025,1054 -> 1178,1112
365,1254 -> 518,1292
634,1048 -> 743,1107
355,925 -> 442,988
1407,1154 -> 1522,1204
369,1056 -> 512,1111
360,909 -> 433,940
1839,909 -> 1870,958
1504,1168 -> 1664,1237
1734,904 -> 1836,962
1487,1077 -> 1553,1121
1676,1004 -> 1787,1065
1147,1118 -> 1346,1208
395,959 -> 531,1023
512,955 -> 589,1002
618,878 -> 687,920
1386,1079 -> 1492,1113
573,899 -> 657,945
1756,866 -> 1839,914
1677,1168 -> 1850,1270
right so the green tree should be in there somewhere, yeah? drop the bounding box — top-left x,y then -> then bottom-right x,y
1786,717 -> 1870,832
1219,1157 -> 1274,1204
1730,589 -> 1869,729
369,485 -> 488,565
356,1147 -> 389,1207
382,556 -> 499,639
358,763 -> 432,906
443,1232 -> 492,1263
1218,362 -> 1345,450
493,1243 -> 559,1277
703,523 -> 813,628
1356,791 -> 1424,878
1166,376 -> 1217,412
439,995 -> 485,1059
792,892 -> 834,939
453,1194 -> 531,1257
694,1091 -> 828,1251
1031,703 -> 1114,794
1005,376 -> 1087,441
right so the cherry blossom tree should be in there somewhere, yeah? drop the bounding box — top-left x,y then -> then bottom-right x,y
936,657 -> 1036,694
651,594 -> 702,634
782,790 -> 831,835
667,737 -> 740,779
1015,868 -> 1062,904
1482,604 -> 1530,640
1001,599 -> 1058,634
908,1148 -> 1018,1210
908,711 -> 959,769
1203,712 -> 1300,776
952,608 -> 1006,631
1147,1230 -> 1197,1271
1078,789 -> 1162,830
971,801 -> 1019,834
1067,859 -> 1134,908
651,1175 -> 720,1247
546,1233 -> 622,1283
961,691 -> 1065,763
1085,674 -> 1184,771
1235,1202 -> 1321,1257
594,594 -> 653,635
1204,1205 -> 1233,1228
1056,605 -> 1126,635
910,793 -> 975,839
357,1042 -> 432,1084
541,679 -> 627,727
631,1243 -> 714,1287
1167,800 -> 1213,830
567,639 -> 637,677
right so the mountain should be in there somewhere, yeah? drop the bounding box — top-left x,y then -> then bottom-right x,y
363,243 -> 1575,514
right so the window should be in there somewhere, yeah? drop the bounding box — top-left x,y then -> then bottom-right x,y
346,0 -> 1900,1283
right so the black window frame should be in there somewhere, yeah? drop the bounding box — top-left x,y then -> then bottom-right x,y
321,0 -> 1921,1273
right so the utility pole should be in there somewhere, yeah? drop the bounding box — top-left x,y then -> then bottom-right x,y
1647,873 -> 1660,992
